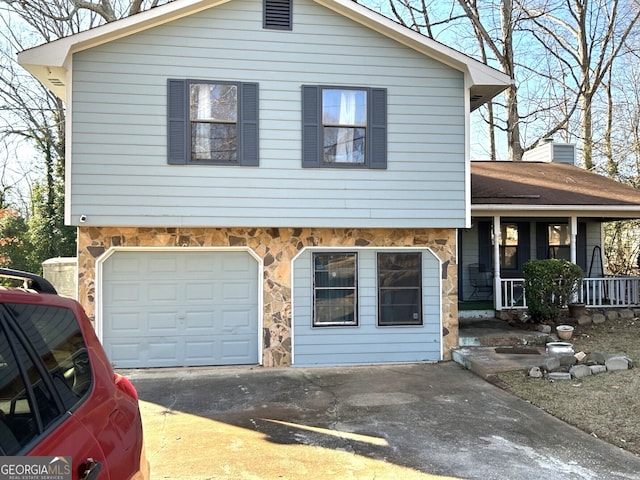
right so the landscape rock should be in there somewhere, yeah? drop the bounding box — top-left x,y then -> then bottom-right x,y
528,367 -> 543,378
577,314 -> 592,326
589,365 -> 607,375
537,324 -> 552,334
619,309 -> 635,319
591,313 -> 606,324
587,351 -> 607,365
605,356 -> 632,371
558,355 -> 577,367
541,357 -> 560,372
605,310 -> 619,321
569,364 -> 592,379
548,372 -> 572,381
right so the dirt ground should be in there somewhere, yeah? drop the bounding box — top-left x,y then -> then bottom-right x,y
496,315 -> 640,456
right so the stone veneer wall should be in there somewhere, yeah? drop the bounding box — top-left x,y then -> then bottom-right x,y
78,227 -> 458,366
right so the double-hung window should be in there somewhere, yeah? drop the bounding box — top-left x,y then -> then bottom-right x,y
302,85 -> 387,169
548,223 -> 570,260
313,253 -> 357,326
377,252 -> 422,326
167,79 -> 259,166
500,223 -> 519,270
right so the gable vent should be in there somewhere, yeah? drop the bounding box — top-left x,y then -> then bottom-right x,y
264,0 -> 292,30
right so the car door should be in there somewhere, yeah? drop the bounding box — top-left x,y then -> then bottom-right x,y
0,303 -> 107,480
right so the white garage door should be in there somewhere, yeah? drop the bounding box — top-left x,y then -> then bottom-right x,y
102,250 -> 259,368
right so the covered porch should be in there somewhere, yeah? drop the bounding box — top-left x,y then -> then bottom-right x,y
461,155 -> 640,313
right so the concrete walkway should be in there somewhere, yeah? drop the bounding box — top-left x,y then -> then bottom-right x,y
125,363 -> 640,480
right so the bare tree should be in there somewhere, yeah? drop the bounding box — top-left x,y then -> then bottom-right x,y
514,0 -> 640,170
0,0 -> 174,266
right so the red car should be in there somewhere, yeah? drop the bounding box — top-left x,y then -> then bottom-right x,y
0,269 -> 149,480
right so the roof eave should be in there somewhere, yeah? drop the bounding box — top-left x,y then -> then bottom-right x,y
472,204 -> 640,218
17,0 -> 232,101
18,0 -> 511,107
314,0 -> 511,109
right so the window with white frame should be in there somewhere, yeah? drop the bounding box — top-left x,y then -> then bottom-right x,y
377,252 -> 422,326
313,253 -> 357,326
548,223 -> 570,260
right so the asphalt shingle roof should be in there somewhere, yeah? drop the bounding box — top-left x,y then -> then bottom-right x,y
471,161 -> 640,206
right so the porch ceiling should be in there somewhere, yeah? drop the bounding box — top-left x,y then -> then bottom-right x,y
471,161 -> 640,218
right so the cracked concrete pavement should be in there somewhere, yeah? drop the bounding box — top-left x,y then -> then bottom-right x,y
123,362 -> 640,480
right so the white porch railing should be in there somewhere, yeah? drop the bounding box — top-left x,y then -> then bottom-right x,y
498,276 -> 640,310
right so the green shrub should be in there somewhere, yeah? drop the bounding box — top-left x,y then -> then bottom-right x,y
522,259 -> 583,322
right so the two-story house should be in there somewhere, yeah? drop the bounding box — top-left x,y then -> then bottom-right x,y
18,0 -> 511,368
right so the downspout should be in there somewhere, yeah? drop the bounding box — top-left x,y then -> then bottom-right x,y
493,215 -> 502,310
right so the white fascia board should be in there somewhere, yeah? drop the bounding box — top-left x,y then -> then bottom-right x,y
314,0 -> 511,88
17,0 -> 231,100
472,205 -> 640,218
18,0 -> 511,101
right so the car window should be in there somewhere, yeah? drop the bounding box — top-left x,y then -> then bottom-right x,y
0,324 -> 57,455
6,303 -> 93,410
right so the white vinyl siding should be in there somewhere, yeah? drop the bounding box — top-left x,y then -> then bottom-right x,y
292,248 -> 442,367
70,0 -> 466,228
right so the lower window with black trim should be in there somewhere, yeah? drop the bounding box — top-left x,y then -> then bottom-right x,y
313,252 -> 357,326
377,252 -> 422,326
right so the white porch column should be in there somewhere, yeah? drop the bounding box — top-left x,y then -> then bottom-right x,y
493,215 -> 502,309
570,216 -> 578,264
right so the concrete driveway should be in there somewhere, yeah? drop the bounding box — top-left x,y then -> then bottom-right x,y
124,362 -> 640,480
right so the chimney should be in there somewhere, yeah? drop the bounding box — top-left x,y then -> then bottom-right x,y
522,140 -> 575,165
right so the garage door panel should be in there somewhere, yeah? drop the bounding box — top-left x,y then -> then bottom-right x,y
110,256 -> 141,273
222,310 -> 253,331
148,283 -> 180,302
184,340 -> 216,364
185,256 -> 216,272
221,338 -> 255,361
148,311 -> 180,333
148,340 -> 179,365
109,342 -> 143,366
149,257 -> 179,274
109,312 -> 142,333
103,250 -> 259,368
110,283 -> 142,303
223,282 -> 254,301
185,283 -> 216,302
185,311 -> 215,330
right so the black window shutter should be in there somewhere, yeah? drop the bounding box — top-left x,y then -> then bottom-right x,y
478,221 -> 493,269
240,82 -> 259,166
301,85 -> 321,168
264,0 -> 292,30
517,222 -> 531,270
369,88 -> 387,169
536,222 -> 548,259
577,222 -> 587,271
167,79 -> 187,165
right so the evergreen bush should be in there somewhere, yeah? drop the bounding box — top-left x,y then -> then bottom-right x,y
522,259 -> 583,321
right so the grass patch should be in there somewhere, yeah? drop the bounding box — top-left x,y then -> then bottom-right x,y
497,315 -> 640,455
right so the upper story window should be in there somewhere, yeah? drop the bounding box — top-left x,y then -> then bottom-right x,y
167,79 -> 259,166
302,85 -> 387,169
